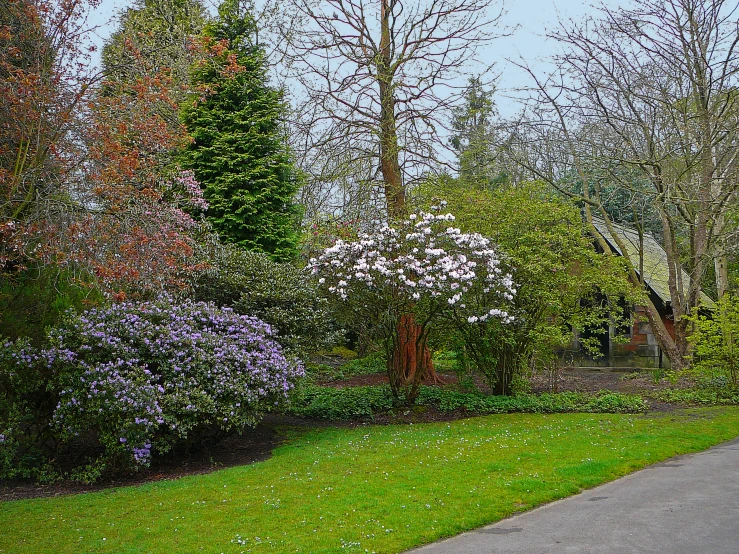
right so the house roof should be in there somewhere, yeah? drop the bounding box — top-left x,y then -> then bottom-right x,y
591,217 -> 715,308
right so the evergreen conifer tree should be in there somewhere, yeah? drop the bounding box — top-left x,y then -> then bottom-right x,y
450,77 -> 505,189
180,0 -> 301,261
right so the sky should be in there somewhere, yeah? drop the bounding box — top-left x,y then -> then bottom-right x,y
85,0 -> 621,117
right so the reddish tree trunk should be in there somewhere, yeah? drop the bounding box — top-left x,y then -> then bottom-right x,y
389,314 -> 442,403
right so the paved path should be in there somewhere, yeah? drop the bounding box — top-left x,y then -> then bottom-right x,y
409,437 -> 739,553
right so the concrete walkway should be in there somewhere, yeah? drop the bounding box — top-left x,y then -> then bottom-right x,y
409,437 -> 739,553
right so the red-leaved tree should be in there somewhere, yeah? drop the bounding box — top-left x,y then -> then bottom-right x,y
1,0 -> 210,297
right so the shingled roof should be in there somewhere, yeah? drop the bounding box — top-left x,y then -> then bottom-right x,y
591,217 -> 714,308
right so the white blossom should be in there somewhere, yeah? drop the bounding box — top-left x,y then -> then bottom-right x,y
310,210 -> 516,325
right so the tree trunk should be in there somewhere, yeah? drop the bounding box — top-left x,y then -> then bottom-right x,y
589,212 -> 688,371
388,314 -> 441,404
376,1 -> 436,396
491,352 -> 514,396
378,0 -> 405,221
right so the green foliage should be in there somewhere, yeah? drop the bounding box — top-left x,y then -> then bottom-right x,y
305,352 -> 386,382
0,268 -> 103,344
180,0 -> 301,261
417,388 -> 647,415
287,384 -> 397,420
192,243 -> 339,358
415,179 -> 634,394
338,352 -> 386,375
450,77 -> 505,188
102,0 -> 208,96
287,384 -> 647,420
327,345 -> 358,360
649,387 -> 739,406
688,294 -> 739,386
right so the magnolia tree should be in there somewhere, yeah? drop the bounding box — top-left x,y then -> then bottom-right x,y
309,209 -> 515,402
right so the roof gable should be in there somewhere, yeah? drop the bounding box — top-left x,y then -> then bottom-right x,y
591,217 -> 715,308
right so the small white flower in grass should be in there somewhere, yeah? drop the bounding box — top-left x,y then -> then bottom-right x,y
467,316 -> 478,323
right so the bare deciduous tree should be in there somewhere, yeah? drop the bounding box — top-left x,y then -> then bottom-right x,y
283,0 -> 505,220
513,0 -> 739,369
282,0 -> 506,387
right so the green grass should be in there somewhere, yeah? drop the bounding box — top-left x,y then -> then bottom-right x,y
2,408 -> 739,553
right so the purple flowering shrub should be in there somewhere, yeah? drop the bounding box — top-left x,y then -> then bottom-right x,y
0,297 -> 303,480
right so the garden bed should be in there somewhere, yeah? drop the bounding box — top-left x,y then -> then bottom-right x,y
0,368 -> 725,502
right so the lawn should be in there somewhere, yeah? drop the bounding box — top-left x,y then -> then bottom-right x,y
1,408 -> 738,554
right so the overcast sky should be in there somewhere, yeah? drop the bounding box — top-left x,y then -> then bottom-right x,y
86,0 -> 622,116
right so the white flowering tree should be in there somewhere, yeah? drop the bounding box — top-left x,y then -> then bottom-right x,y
309,209 -> 515,403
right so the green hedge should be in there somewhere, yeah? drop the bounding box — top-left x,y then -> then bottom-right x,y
286,385 -> 648,420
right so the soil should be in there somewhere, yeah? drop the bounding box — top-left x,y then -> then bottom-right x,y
0,368 -> 686,503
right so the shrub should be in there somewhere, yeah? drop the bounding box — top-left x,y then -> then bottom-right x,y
306,352 -> 387,382
287,384 -> 396,420
193,244 -> 339,358
0,297 -> 304,480
0,338 -> 59,480
309,208 -> 516,401
332,352 -> 386,377
417,388 -> 647,415
688,294 -> 739,386
0,267 -> 104,344
649,387 -> 739,406
286,384 -> 647,420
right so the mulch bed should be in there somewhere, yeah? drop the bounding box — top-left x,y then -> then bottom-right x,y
0,369 -> 686,502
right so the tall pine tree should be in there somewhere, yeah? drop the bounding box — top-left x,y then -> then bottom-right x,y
450,77 -> 505,189
180,0 -> 301,261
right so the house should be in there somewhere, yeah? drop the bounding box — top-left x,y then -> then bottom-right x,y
572,217 -> 713,369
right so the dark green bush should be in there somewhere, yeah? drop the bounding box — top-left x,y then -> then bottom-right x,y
0,337 -> 57,481
0,268 -> 103,344
192,244 -> 340,358
417,388 -> 647,414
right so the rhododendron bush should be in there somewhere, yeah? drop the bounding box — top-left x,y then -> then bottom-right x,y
309,210 -> 516,402
0,297 -> 303,481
